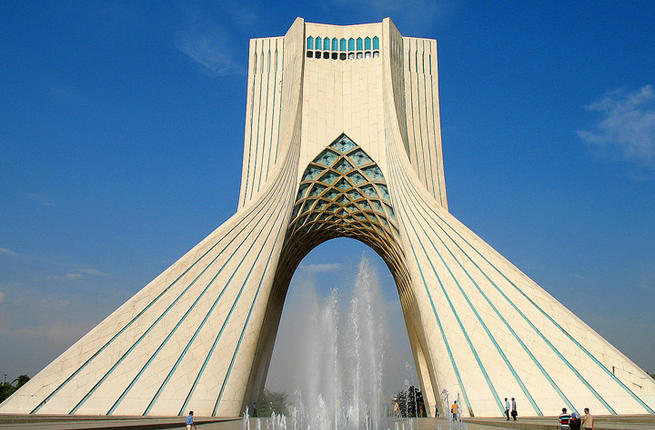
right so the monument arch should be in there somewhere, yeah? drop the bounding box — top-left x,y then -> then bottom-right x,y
2,18 -> 654,418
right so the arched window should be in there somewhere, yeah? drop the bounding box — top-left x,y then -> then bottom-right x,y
315,37 -> 322,50
307,36 -> 314,50
340,38 -> 346,51
356,37 -> 363,51
356,52 -> 363,59
348,52 -> 354,60
364,37 -> 371,50
348,38 -> 354,51
324,37 -> 331,50
332,38 -> 338,51
373,36 -> 379,50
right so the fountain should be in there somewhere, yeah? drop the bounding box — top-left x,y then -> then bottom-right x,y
246,257 -> 407,430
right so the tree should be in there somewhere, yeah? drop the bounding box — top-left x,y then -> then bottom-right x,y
0,374 -> 30,403
257,389 -> 289,417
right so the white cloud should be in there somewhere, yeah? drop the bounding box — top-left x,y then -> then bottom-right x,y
0,247 -> 19,257
27,192 -> 54,206
298,263 -> 342,273
578,84 -> 655,170
79,268 -> 107,276
174,4 -> 245,76
0,292 -> 5,304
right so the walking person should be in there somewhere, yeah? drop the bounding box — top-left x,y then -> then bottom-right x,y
435,403 -> 439,417
581,408 -> 594,430
510,397 -> 517,421
185,411 -> 197,430
504,397 -> 510,420
559,408 -> 571,429
570,411 -> 581,430
450,400 -> 458,421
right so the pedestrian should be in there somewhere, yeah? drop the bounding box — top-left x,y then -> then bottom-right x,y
451,400 -> 458,421
581,407 -> 594,430
570,411 -> 581,430
435,403 -> 439,417
559,407 -> 571,429
185,411 -> 197,430
510,397 -> 517,421
504,397 -> 510,420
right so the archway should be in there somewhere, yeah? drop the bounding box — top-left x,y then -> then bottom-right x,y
242,135 -> 440,417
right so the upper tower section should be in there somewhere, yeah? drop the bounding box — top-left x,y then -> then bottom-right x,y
238,18 -> 447,210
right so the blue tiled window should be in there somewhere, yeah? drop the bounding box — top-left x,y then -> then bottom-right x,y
307,36 -> 314,50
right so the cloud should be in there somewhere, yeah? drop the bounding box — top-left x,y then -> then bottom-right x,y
174,4 -> 245,76
79,268 -> 107,276
0,247 -> 19,257
578,84 -> 655,170
0,292 -> 4,304
27,192 -> 54,206
64,273 -> 83,280
298,263 -> 342,273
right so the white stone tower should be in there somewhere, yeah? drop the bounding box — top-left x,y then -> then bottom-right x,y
2,18 -> 654,418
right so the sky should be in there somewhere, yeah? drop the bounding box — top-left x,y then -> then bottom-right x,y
1,0 -> 654,387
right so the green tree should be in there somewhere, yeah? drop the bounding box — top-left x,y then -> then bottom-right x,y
0,374 -> 30,403
257,389 -> 289,417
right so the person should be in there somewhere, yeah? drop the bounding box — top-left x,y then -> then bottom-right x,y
510,397 -> 517,421
504,397 -> 510,420
569,411 -> 581,430
419,404 -> 425,417
185,411 -> 197,430
559,407 -> 571,429
581,407 -> 594,430
435,403 -> 439,417
451,400 -> 458,421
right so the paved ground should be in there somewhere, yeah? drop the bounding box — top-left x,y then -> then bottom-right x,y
2,415 -> 654,430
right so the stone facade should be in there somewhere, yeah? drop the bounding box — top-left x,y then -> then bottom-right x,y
1,18 -> 654,418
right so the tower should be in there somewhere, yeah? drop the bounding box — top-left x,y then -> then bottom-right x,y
2,17 -> 654,418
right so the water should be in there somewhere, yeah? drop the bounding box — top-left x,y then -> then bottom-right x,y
252,257 -> 392,430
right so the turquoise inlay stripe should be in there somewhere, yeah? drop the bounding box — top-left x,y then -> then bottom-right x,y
399,167 -> 573,413
437,208 -> 650,414
257,41 -> 271,193
249,46 -> 266,201
106,176 -> 290,415
394,161 -> 544,415
427,43 -> 443,206
177,184 -> 290,416
414,44 -> 429,187
274,40 -> 284,164
145,154 -> 297,416
212,192 -> 291,415
70,184 -> 287,414
265,41 -> 278,181
415,41 -> 433,197
421,40 -> 436,199
29,178 -> 281,415
396,165 -> 622,415
391,164 -> 504,415
243,42 -> 258,207
388,160 -> 473,414
407,41 -> 420,176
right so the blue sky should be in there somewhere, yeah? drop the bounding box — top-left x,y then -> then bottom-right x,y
1,1 -> 654,384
